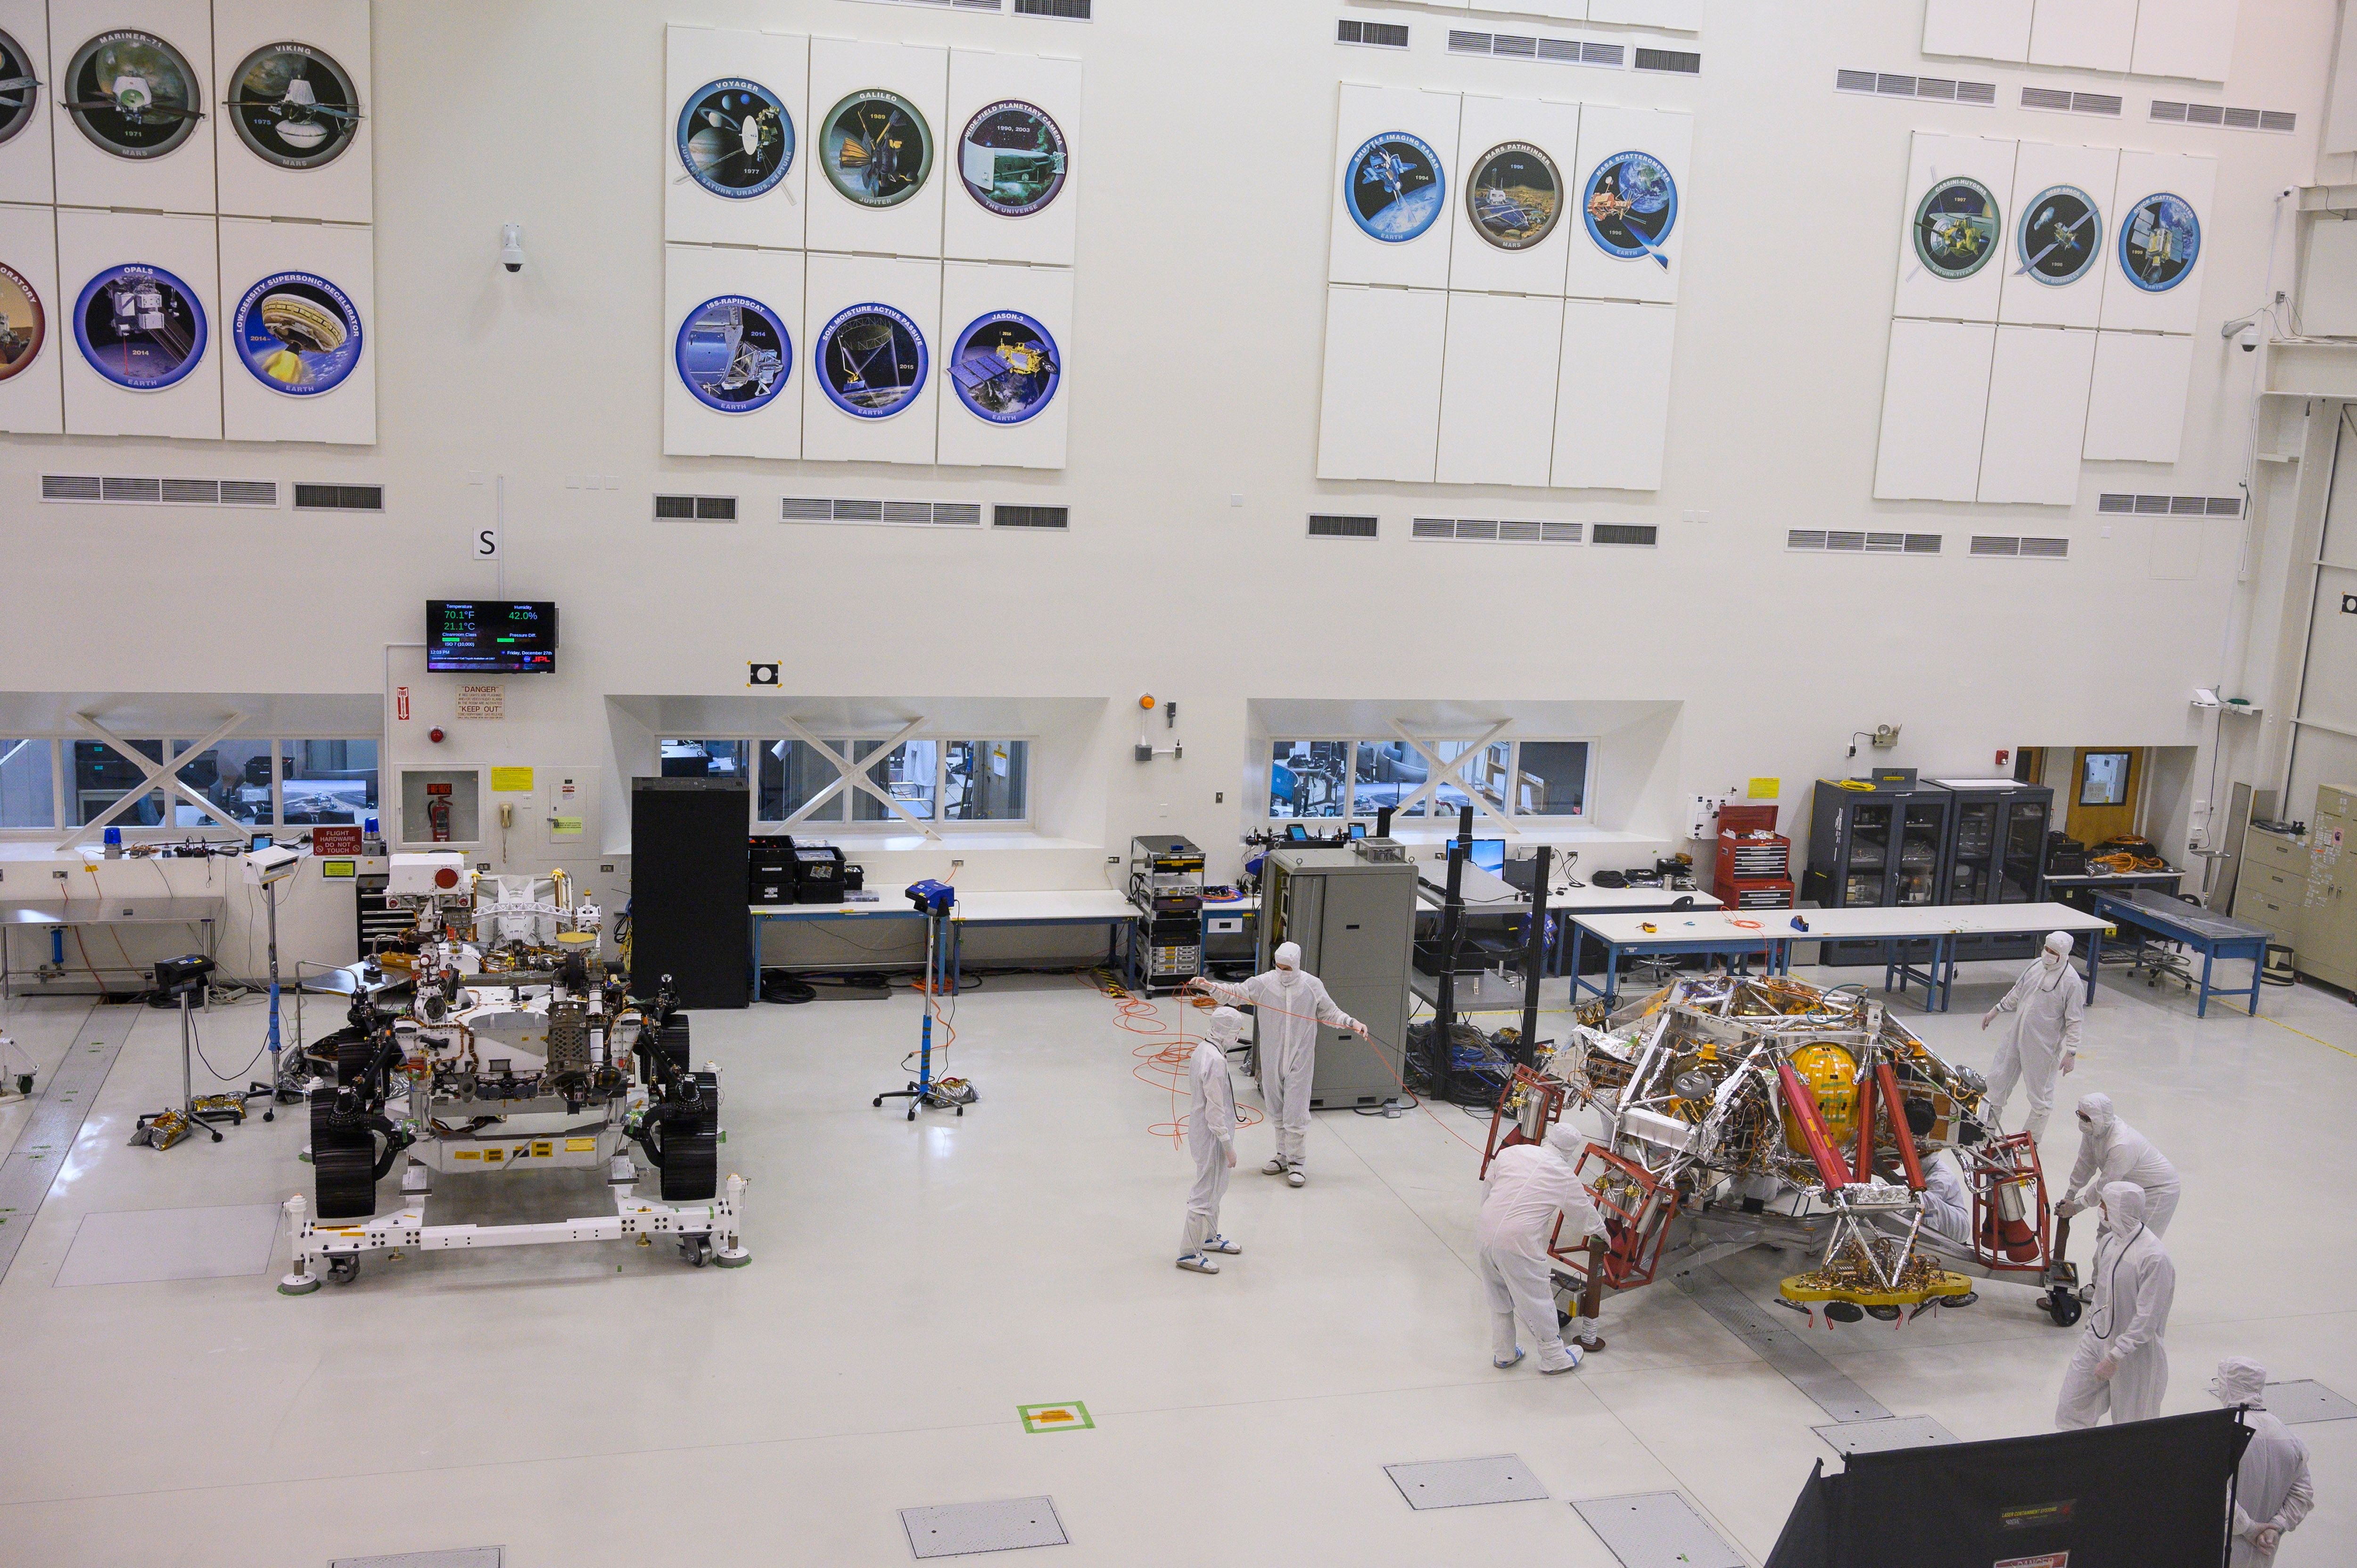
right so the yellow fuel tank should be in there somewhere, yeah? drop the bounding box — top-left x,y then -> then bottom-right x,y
1781,1042 -> 1858,1155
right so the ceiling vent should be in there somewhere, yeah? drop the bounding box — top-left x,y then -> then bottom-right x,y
2153,101 -> 2295,132
1307,513 -> 1378,540
1838,69 -> 1995,105
1633,47 -> 1701,74
292,483 -> 383,511
1590,523 -> 1659,547
1012,0 -> 1089,17
42,474 -> 279,507
1450,30 -> 1626,68
1410,517 -> 1582,544
1971,534 -> 2070,559
994,504 -> 1069,529
2098,493 -> 2242,517
781,497 -> 984,526
1789,529 -> 1941,554
1337,20 -> 1409,48
654,493 -> 737,521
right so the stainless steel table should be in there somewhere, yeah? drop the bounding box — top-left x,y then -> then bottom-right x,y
2091,887 -> 2270,1018
0,897 -> 223,997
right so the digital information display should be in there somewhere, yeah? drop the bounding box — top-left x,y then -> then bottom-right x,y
427,600 -> 558,673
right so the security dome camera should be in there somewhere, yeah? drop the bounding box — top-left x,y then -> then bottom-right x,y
2222,315 -> 2260,353
499,223 -> 525,274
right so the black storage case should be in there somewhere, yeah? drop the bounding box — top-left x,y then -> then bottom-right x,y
630,777 -> 749,1009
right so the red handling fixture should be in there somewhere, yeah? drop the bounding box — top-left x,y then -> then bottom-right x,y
1874,1060 -> 1926,1192
1775,1058 -> 1853,1189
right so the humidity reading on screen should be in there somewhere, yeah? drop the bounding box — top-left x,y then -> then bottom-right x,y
427,600 -> 559,673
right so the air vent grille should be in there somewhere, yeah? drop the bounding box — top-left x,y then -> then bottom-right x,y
1634,48 -> 1700,74
2020,536 -> 2069,558
1411,517 -> 1582,544
934,501 -> 985,526
1336,20 -> 1408,48
2155,101 -> 2294,132
45,474 -> 278,507
654,493 -> 736,521
1972,535 -> 2070,559
1011,0 -> 1088,16
1307,513 -> 1378,540
292,483 -> 382,511
2022,87 -> 2074,112
1449,30 -> 1491,52
2073,92 -> 2122,116
780,497 -> 832,521
780,497 -> 986,526
882,501 -> 931,525
1791,530 -> 1941,554
1449,29 -> 1627,68
994,504 -> 1068,529
1591,523 -> 1658,547
1838,69 -> 1995,106
2099,493 -> 2242,517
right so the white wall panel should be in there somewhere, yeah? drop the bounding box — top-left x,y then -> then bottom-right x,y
2028,0 -> 2138,73
1448,95 -> 1580,297
1436,291 -> 1561,487
664,242 -> 803,460
1328,84 -> 1459,290
664,27 -> 808,251
944,49 -> 1080,267
2130,0 -> 2239,82
2082,329 -> 2193,463
937,258 -> 1071,470
801,250 -> 940,465
1923,0 -> 2034,62
56,206 -> 219,439
0,0 -> 52,205
1509,0 -> 1588,19
1563,105 -> 1690,306
213,0 -> 371,223
1998,142 -> 2118,329
1894,131 -> 2019,324
2101,150 -> 2214,335
1315,284 -> 1444,482
1977,325 -> 2096,504
1549,298 -> 1673,491
48,0 -> 214,214
218,215 -> 372,444
807,39 -> 948,261
1588,0 -> 1702,28
1873,318 -> 1994,501
0,200 -> 59,433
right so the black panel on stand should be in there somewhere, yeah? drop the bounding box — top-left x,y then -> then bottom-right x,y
630,778 -> 749,1010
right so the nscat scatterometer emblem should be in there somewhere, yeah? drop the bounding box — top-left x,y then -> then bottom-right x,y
1583,150 -> 1676,266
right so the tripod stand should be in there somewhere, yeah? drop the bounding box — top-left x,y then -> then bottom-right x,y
872,882 -> 973,1121
133,954 -> 250,1150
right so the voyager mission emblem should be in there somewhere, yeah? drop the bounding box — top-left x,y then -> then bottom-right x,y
675,295 -> 792,413
676,78 -> 793,199
817,302 -> 928,419
1345,131 -> 1444,244
232,271 -> 363,397
74,262 -> 207,391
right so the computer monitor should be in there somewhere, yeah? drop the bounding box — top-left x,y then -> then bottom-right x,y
1286,823 -> 1309,842
1451,837 -> 1505,874
1349,822 -> 1366,840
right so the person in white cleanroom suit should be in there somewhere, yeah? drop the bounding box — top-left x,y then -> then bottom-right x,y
2212,1357 -> 2315,1566
1477,1123 -> 1607,1375
1981,930 -> 2085,1140
1177,1007 -> 1244,1276
1185,942 -> 1366,1188
2059,1092 -> 2182,1236
2056,1182 -> 2175,1429
1918,1149 -> 1973,1247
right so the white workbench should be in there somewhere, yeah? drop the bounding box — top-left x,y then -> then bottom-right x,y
1569,902 -> 2112,1012
746,890 -> 1137,999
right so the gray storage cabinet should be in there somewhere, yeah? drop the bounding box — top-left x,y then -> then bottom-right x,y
1257,846 -> 1413,1109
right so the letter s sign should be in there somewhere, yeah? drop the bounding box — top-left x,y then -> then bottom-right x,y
472,526 -> 501,560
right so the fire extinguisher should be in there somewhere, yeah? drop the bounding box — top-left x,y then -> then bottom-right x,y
427,783 -> 453,843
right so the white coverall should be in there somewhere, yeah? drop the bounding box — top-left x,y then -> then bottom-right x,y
2055,1182 -> 2175,1429
1195,943 -> 1362,1172
2213,1358 -> 2316,1566
1476,1125 -> 1605,1373
1919,1150 -> 1972,1247
1180,1010 -> 1242,1258
2065,1092 -> 2182,1236
1983,932 -> 2085,1141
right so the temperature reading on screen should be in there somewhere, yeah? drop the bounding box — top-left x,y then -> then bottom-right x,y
427,600 -> 559,673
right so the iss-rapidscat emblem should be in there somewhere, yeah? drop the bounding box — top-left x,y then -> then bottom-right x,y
1467,142 -> 1562,252
227,42 -> 362,171
0,261 -> 45,382
949,311 -> 1060,424
823,90 -> 934,209
74,263 -> 206,390
676,79 -> 793,199
65,30 -> 201,159
233,272 -> 363,396
1913,176 -> 2000,280
676,296 -> 791,414
2017,186 -> 2100,286
817,303 -> 928,419
2118,193 -> 2200,293
1583,150 -> 1676,265
960,101 -> 1067,217
1344,131 -> 1444,244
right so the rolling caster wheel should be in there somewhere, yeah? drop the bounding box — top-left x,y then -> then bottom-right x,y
327,1256 -> 360,1286
263,1109 -> 274,1123
906,1108 -> 915,1122
209,1130 -> 223,1143
681,1237 -> 713,1268
873,1096 -> 883,1108
2045,1287 -> 2082,1327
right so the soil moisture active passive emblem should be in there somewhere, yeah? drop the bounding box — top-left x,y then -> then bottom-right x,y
676,295 -> 791,413
233,272 -> 362,396
817,303 -> 928,419
74,263 -> 206,390
823,90 -> 933,208
1345,131 -> 1444,243
1913,176 -> 2000,280
960,100 -> 1067,216
949,310 -> 1060,424
676,78 -> 792,198
1583,150 -> 1677,266
1468,142 -> 1562,252
2018,186 -> 2100,285
2118,193 -> 2199,292
227,42 -> 361,170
